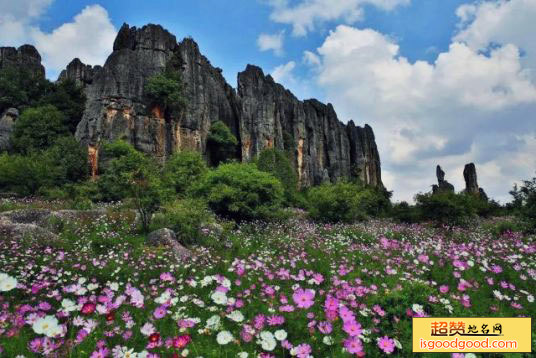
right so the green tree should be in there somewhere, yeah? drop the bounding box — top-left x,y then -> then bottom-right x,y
162,150 -> 208,195
40,79 -> 86,133
144,71 -> 186,117
128,162 -> 164,233
207,120 -> 238,166
0,152 -> 57,195
415,192 -> 475,227
307,182 -> 367,223
11,105 -> 69,154
509,175 -> 536,231
193,162 -> 284,221
45,136 -> 89,184
256,148 -> 298,205
0,66 -> 51,114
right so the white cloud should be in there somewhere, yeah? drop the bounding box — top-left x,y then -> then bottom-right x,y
271,61 -> 296,83
0,0 -> 53,45
307,19 -> 536,202
266,0 -> 409,36
32,5 -> 116,75
0,1 -> 116,78
257,31 -> 285,56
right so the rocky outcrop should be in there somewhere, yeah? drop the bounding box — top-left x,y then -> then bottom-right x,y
58,58 -> 98,87
463,163 -> 487,200
0,108 -> 18,152
67,23 -> 382,187
0,45 -> 45,78
432,165 -> 455,194
147,228 -> 192,261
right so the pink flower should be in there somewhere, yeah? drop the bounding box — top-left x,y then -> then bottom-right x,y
295,343 -> 312,358
153,305 -> 167,319
491,265 -> 503,274
378,336 -> 396,354
160,272 -> 175,282
344,337 -> 363,354
90,347 -> 109,358
293,288 -> 315,309
439,285 -> 449,294
81,302 -> 96,315
318,321 -> 332,334
343,321 -> 363,336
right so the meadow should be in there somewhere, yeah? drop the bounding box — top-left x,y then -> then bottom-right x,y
0,203 -> 534,358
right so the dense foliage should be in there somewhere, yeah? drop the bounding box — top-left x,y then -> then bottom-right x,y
162,151 -> 208,196
256,148 -> 298,205
193,162 -> 284,221
207,120 -> 238,165
0,66 -> 50,114
307,181 -> 390,223
510,175 -> 536,232
144,71 -> 186,117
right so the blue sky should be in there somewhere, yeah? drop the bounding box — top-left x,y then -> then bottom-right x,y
1,0 -> 535,202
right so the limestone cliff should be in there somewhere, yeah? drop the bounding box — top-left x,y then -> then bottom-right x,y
65,23 -> 382,187
0,45 -> 45,79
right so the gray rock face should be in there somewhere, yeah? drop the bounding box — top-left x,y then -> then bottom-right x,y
69,23 -> 382,187
0,45 -> 45,78
0,108 -> 18,152
432,165 -> 454,194
147,228 -> 192,261
58,58 -> 98,87
464,163 -> 487,199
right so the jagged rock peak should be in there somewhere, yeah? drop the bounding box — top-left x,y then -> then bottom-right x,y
0,44 -> 45,78
113,23 -> 178,52
433,165 -> 455,194
464,163 -> 487,199
58,58 -> 98,86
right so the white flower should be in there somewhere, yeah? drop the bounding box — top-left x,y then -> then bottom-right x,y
259,331 -> 274,341
227,310 -> 244,322
258,332 -> 277,351
323,336 -> 334,345
274,329 -> 287,341
465,354 -> 477,358
140,322 -> 155,336
216,330 -> 234,345
394,338 -> 402,349
61,298 -> 79,312
412,304 -> 424,314
527,295 -> 534,303
0,273 -> 17,292
181,349 -> 189,357
211,291 -> 228,305
32,315 -> 62,338
206,315 -> 221,330
237,352 -> 248,358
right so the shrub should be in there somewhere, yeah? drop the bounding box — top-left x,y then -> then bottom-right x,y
97,141 -> 149,201
509,175 -> 536,232
128,162 -> 165,233
307,181 -> 369,223
152,198 -> 214,245
193,162 -> 284,221
207,120 -> 238,165
11,105 -> 69,154
45,136 -> 89,184
144,71 -> 186,116
0,152 -> 57,195
162,151 -> 207,195
0,66 -> 51,114
39,79 -> 86,133
256,148 -> 298,205
390,201 -> 420,223
415,192 -> 475,226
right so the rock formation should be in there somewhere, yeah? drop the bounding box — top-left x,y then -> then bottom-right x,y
463,163 -> 487,200
0,108 -> 18,152
58,58 -> 98,87
432,165 -> 455,194
0,45 -> 45,78
61,23 -> 382,187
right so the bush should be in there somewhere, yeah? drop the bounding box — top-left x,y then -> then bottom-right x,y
152,198 -> 214,245
390,201 -> 420,223
207,120 -> 238,166
509,175 -> 536,232
97,141 -> 149,201
0,66 -> 51,114
193,162 -> 284,221
144,71 -> 186,117
415,192 -> 475,226
39,79 -> 86,134
45,136 -> 89,184
256,148 -> 298,205
0,152 -> 57,195
307,181 -> 369,223
11,105 -> 69,154
162,151 -> 207,195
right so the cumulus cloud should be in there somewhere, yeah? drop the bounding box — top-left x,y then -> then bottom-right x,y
305,5 -> 536,202
257,31 -> 285,56
32,5 -> 116,75
0,1 -> 117,78
266,0 -> 410,36
0,0 -> 53,45
271,61 -> 296,83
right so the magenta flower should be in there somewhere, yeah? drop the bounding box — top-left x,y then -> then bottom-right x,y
90,347 -> 109,358
153,305 -> 167,319
293,288 -> 315,309
378,336 -> 396,354
439,285 -> 449,293
344,337 -> 363,354
343,320 -> 363,336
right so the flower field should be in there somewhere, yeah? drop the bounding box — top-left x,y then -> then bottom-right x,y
0,210 -> 535,358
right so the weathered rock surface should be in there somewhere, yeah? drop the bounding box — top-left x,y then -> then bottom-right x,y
0,45 -> 45,78
0,215 -> 58,242
432,165 -> 455,194
63,23 -> 382,187
147,228 -> 192,261
58,58 -> 99,87
0,108 -> 18,152
463,163 -> 488,199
